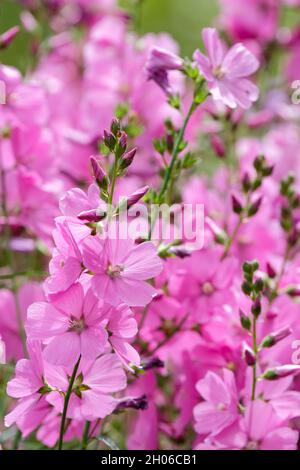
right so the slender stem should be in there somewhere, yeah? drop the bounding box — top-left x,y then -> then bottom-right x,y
81,421 -> 91,450
221,216 -> 243,260
108,155 -> 118,205
58,356 -> 81,450
159,101 -> 196,201
148,100 -> 197,240
221,193 -> 251,260
251,316 -> 258,401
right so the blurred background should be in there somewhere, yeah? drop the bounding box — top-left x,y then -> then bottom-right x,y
0,0 -> 218,70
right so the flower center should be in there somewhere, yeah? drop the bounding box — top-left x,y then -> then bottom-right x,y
246,441 -> 259,451
213,65 -> 225,79
202,282 -> 214,295
68,317 -> 86,334
107,263 -> 124,278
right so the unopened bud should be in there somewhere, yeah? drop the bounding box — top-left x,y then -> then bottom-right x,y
243,343 -> 256,366
116,131 -> 127,157
78,208 -> 106,223
261,327 -> 292,348
251,297 -> 262,317
119,147 -> 137,171
115,394 -> 148,412
90,157 -> 109,190
142,357 -> 164,371
0,26 -> 19,50
205,217 -> 228,245
242,173 -> 252,193
262,365 -> 300,380
266,262 -> 276,279
169,245 -> 193,258
103,130 -> 116,151
239,309 -> 251,331
211,135 -> 225,158
111,118 -> 121,136
248,196 -> 263,217
127,185 -> 149,208
231,194 -> 243,214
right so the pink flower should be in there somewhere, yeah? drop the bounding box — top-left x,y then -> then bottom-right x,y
26,283 -> 108,366
194,28 -> 259,109
194,369 -> 239,436
211,401 -> 298,450
145,47 -> 183,95
5,341 -> 52,428
107,304 -> 140,366
82,235 -> 162,307
46,354 -> 127,420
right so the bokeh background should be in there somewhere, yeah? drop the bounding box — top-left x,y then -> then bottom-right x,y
0,0 -> 218,70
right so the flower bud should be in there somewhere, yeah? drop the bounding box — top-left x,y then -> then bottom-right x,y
115,131 -> 127,158
242,172 -> 252,193
266,262 -> 276,279
78,208 -> 107,223
119,147 -> 137,171
251,297 -> 262,317
248,196 -> 263,217
262,365 -> 300,380
261,327 -> 292,348
239,309 -> 251,331
286,285 -> 300,297
243,343 -> 256,366
115,394 -> 148,412
142,357 -> 164,371
103,130 -> 116,151
169,245 -> 193,258
205,217 -> 228,245
210,135 -> 225,158
110,118 -> 121,136
90,156 -> 109,190
231,194 -> 243,214
0,26 -> 19,50
127,185 -> 149,208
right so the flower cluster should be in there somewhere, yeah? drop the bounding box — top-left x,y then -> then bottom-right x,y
1,0 -> 300,452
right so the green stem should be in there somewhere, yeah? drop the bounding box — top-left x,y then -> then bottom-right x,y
58,356 -> 81,450
251,316 -> 258,401
158,101 -> 196,201
148,100 -> 197,240
108,155 -> 118,205
81,421 -> 91,450
221,193 -> 251,260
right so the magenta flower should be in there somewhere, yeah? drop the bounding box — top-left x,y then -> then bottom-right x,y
194,369 -> 239,436
145,47 -> 184,95
26,283 -> 108,366
46,354 -> 127,420
194,28 -> 259,109
82,235 -> 162,307
107,303 -> 140,366
5,341 -> 51,428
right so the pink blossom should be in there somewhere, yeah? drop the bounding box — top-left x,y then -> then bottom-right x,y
46,354 -> 126,420
26,283 -> 108,366
194,28 -> 259,109
5,341 -> 52,428
82,234 -> 162,307
194,369 -> 239,436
